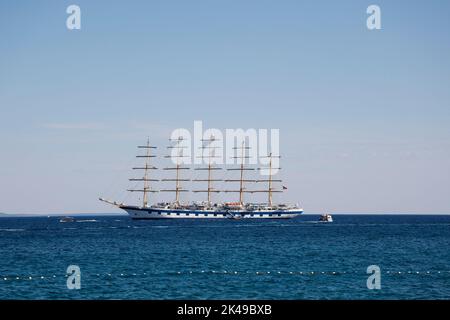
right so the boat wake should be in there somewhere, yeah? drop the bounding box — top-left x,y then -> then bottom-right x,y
0,228 -> 26,232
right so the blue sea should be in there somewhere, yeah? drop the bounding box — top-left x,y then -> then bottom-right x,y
0,215 -> 449,300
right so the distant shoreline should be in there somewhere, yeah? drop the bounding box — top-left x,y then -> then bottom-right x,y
0,213 -> 127,217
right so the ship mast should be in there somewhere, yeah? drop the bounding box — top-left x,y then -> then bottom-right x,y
161,136 -> 190,206
128,138 -> 159,207
254,153 -> 282,207
225,141 -> 255,206
193,135 -> 222,205
268,153 -> 273,206
238,141 -> 245,204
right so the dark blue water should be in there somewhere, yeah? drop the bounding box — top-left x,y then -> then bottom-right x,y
0,215 -> 449,299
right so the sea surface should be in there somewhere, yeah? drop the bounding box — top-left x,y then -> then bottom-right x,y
0,214 -> 449,300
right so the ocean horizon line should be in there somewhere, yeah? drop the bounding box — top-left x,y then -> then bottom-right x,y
1,212 -> 450,217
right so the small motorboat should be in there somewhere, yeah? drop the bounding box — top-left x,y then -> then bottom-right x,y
59,216 -> 75,223
319,213 -> 333,222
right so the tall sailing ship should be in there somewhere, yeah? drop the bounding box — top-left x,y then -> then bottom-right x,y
99,137 -> 303,219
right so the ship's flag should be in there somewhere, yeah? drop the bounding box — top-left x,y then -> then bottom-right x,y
282,185 -> 288,190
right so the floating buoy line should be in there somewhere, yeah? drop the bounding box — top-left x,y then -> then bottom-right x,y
1,270 -> 450,281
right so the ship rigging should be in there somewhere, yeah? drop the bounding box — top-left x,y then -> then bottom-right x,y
99,138 -> 302,219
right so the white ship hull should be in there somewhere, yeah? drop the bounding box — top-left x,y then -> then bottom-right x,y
122,206 -> 302,219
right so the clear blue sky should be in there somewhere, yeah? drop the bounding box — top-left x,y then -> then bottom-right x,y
1,0 -> 449,214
